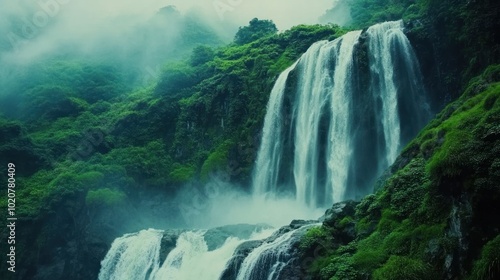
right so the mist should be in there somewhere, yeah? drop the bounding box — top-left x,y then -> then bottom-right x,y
174,178 -> 325,229
0,0 -> 337,63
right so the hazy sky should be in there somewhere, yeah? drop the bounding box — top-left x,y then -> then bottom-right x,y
0,0 -> 337,64
169,0 -> 336,30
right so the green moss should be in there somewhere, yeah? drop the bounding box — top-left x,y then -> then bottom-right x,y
300,226 -> 330,251
380,157 -> 429,219
352,232 -> 387,272
373,256 -> 433,280
169,164 -> 196,183
321,255 -> 361,280
200,140 -> 234,181
427,83 -> 500,179
468,235 -> 500,280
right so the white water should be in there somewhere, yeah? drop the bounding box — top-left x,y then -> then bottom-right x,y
99,229 -> 163,280
367,20 -> 404,165
253,63 -> 298,197
326,30 -> 362,204
252,20 -> 429,207
99,228 -> 275,280
152,231 -> 240,280
236,224 -> 315,280
292,40 -> 334,207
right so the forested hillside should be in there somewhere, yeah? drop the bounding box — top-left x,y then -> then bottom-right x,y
0,0 -> 499,279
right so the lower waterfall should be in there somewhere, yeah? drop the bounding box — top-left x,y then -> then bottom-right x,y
99,229 -> 164,280
99,225 -> 315,280
152,231 -> 242,280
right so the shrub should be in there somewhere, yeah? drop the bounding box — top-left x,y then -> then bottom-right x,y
468,235 -> 500,280
373,256 -> 433,280
85,188 -> 126,207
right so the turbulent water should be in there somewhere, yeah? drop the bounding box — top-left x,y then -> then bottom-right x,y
152,231 -> 243,280
252,20 -> 430,207
98,226 -> 308,280
100,20 -> 431,280
235,225 -> 315,280
99,229 -> 164,280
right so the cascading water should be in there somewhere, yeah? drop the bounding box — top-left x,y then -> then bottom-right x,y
235,224 -> 316,280
253,63 -> 298,197
100,20 -> 431,280
99,229 -> 163,280
99,227 -> 275,280
152,231 -> 242,280
252,20 -> 430,207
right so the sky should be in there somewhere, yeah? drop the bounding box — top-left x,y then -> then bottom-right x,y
0,0 -> 341,69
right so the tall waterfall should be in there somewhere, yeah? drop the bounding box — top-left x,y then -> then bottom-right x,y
252,20 -> 429,207
99,20 -> 431,280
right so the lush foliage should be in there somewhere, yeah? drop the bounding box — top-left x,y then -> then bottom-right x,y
234,18 -> 278,45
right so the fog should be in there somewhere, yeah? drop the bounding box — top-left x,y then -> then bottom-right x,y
0,0 -> 338,229
174,179 -> 325,229
0,0 -> 338,64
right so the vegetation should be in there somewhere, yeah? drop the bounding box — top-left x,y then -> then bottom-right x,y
0,1 -> 499,279
234,18 -> 278,45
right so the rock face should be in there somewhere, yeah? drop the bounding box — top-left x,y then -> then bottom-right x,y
159,229 -> 184,266
219,240 -> 264,280
321,200 -> 357,226
220,220 -> 318,280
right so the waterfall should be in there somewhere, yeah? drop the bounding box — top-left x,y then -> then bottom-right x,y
253,63 -> 297,197
252,20 -> 430,207
152,231 -> 242,280
324,30 -> 362,204
100,20 -> 431,280
285,30 -> 363,207
235,224 -> 315,280
366,20 -> 429,165
99,227 -> 275,280
99,229 -> 163,280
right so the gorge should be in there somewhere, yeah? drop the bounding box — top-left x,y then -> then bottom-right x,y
99,20 -> 431,279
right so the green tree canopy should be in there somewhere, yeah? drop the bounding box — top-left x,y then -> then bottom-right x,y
234,18 -> 278,45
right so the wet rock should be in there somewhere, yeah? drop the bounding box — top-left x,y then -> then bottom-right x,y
320,200 -> 358,227
219,240 -> 264,280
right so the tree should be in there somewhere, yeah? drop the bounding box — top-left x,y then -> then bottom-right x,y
234,18 -> 278,45
189,45 -> 215,67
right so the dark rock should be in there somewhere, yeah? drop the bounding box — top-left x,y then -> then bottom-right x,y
320,200 -> 358,227
159,229 -> 184,266
219,240 -> 264,280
